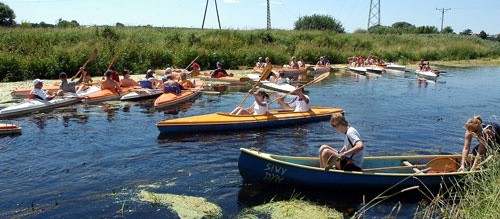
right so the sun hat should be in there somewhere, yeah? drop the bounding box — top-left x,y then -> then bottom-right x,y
165,67 -> 173,73
33,79 -> 44,86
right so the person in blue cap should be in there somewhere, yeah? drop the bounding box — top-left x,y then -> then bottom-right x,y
210,61 -> 229,78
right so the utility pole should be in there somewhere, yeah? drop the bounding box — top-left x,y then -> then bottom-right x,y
202,0 -> 222,30
267,0 -> 271,30
436,8 -> 451,33
367,0 -> 381,30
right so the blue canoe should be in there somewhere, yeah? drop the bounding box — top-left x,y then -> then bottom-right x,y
156,106 -> 343,134
238,148 -> 477,189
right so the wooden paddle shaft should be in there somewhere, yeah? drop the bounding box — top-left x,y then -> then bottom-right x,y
236,65 -> 272,108
269,71 -> 330,104
363,164 -> 426,172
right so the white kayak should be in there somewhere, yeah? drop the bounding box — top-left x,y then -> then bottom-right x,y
0,86 -> 100,118
415,70 -> 438,78
384,63 -> 406,71
347,66 -> 367,74
247,74 -> 296,93
120,88 -> 163,101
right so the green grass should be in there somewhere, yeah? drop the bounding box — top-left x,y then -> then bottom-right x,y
1,27 -> 499,82
414,142 -> 499,219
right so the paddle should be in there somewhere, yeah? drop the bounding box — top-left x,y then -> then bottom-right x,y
232,64 -> 272,112
185,49 -> 206,72
71,48 -> 98,81
268,71 -> 330,104
362,157 -> 458,172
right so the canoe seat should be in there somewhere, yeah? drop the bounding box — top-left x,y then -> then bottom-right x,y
402,160 -> 424,174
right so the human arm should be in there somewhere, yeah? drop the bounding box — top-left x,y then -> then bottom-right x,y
277,97 -> 291,109
459,131 -> 473,171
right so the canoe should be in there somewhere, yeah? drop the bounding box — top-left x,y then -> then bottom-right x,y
82,87 -> 133,104
247,73 -> 295,93
415,70 -> 438,78
196,74 -> 250,85
274,67 -> 307,77
156,106 -> 343,134
383,63 -> 406,71
10,85 -> 60,98
366,65 -> 384,74
0,123 -> 22,135
347,66 -> 367,74
120,88 -> 163,101
153,80 -> 205,108
0,95 -> 81,118
238,148 -> 475,189
309,66 -> 331,75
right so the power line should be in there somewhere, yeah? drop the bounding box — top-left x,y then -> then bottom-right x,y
202,0 -> 221,30
367,0 -> 380,29
436,8 -> 451,33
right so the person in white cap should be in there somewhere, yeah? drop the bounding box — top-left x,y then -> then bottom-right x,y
30,79 -> 55,100
255,57 -> 265,69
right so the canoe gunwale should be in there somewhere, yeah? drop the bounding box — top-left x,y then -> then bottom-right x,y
239,148 -> 475,177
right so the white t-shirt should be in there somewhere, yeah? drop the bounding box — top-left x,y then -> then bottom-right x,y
277,77 -> 289,85
344,126 -> 364,168
30,88 -> 48,100
288,95 -> 310,112
253,100 -> 268,115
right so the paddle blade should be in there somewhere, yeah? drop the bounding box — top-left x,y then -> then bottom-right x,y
198,49 -> 206,57
427,157 -> 458,172
260,64 -> 273,80
88,48 -> 98,62
311,72 -> 330,83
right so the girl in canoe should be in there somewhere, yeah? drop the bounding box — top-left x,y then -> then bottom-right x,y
289,56 -> 299,69
178,72 -> 194,89
277,87 -> 310,112
459,115 -> 500,171
320,113 -> 364,171
230,89 -> 269,115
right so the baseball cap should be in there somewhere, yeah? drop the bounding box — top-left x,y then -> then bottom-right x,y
59,72 -> 67,78
147,69 -> 154,74
165,67 -> 173,73
33,79 -> 44,86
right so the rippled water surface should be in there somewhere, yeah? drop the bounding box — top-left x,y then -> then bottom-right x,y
1,67 -> 499,218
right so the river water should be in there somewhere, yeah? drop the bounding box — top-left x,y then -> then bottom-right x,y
0,67 -> 499,218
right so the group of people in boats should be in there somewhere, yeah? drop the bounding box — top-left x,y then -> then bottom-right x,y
349,55 -> 385,67
317,113 -> 499,172
418,58 -> 432,72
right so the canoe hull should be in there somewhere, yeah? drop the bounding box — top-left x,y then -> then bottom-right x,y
0,123 -> 22,135
415,70 -> 438,78
154,80 -> 204,108
157,107 -> 343,134
238,148 -> 471,189
0,97 -> 81,118
120,89 -> 163,101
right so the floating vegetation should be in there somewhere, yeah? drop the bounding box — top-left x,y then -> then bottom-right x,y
139,190 -> 222,219
239,199 -> 342,219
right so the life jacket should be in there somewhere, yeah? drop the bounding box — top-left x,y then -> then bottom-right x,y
163,85 -> 181,94
140,80 -> 153,89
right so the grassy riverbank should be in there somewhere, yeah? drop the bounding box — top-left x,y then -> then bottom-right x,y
415,145 -> 499,218
1,27 -> 499,82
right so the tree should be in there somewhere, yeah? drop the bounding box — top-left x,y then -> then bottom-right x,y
459,29 -> 473,35
116,22 -> 125,27
391,21 -> 415,33
442,26 -> 454,34
294,14 -> 345,33
57,18 -> 79,28
478,30 -> 487,39
415,25 -> 439,34
0,2 -> 16,26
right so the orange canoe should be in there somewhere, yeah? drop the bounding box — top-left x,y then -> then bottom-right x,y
154,80 -> 205,108
196,74 -> 250,85
10,85 -> 60,98
83,87 -> 134,104
0,123 -> 22,135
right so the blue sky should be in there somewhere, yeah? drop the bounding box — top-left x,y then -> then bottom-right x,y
4,0 -> 500,34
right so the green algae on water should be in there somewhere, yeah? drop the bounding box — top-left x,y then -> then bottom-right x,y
239,199 -> 342,219
139,190 -> 222,219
